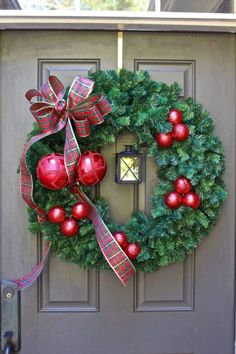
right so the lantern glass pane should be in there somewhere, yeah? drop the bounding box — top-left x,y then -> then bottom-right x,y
120,157 -> 139,181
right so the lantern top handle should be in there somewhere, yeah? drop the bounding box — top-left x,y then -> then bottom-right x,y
124,145 -> 136,153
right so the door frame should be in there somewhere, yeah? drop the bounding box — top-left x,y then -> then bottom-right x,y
0,10 -> 236,32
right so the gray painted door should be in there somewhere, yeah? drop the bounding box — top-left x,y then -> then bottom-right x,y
0,31 -> 235,354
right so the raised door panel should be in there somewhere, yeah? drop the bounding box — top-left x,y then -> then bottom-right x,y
99,57 -> 195,312
135,59 -> 195,98
135,59 -> 195,312
38,59 -> 100,312
135,254 -> 194,312
39,58 -> 100,84
39,253 -> 99,312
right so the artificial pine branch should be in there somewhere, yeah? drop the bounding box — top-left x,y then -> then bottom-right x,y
24,69 -> 227,272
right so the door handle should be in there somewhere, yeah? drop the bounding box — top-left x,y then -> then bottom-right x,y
1,281 -> 21,352
3,342 -> 13,354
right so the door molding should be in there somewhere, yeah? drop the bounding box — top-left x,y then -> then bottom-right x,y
0,11 -> 236,32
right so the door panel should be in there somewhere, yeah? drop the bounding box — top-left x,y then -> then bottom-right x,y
38,57 -> 101,314
124,32 -> 235,354
0,31 -> 235,354
135,59 -> 195,98
135,254 -> 194,312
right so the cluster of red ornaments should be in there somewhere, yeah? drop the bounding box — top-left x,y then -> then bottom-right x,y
113,231 -> 141,260
156,109 -> 189,148
37,151 -> 107,191
47,202 -> 89,238
165,176 -> 201,209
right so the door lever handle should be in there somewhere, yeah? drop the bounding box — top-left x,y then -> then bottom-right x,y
3,342 -> 13,354
1,281 -> 21,352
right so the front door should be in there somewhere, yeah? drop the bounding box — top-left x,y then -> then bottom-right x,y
0,30 -> 235,354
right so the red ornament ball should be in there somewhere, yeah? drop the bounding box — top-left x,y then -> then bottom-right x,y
77,151 -> 107,186
165,191 -> 182,209
174,176 -> 192,194
168,109 -> 183,125
47,206 -> 66,224
113,231 -> 128,249
182,192 -> 201,209
37,153 -> 69,190
60,217 -> 79,238
172,123 -> 189,142
125,243 -> 141,260
156,132 -> 173,148
72,202 -> 89,220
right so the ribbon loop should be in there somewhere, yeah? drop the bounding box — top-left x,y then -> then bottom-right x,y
68,76 -> 94,109
41,75 -> 65,102
70,93 -> 112,136
86,93 -> 112,117
29,102 -> 58,133
25,88 -> 45,103
72,116 -> 91,138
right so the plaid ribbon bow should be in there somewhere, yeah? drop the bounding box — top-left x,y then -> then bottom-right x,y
20,75 -> 111,216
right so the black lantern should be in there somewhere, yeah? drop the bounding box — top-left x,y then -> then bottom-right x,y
115,145 -> 142,184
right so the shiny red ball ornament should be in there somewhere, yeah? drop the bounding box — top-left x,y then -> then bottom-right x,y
60,217 -> 79,238
174,176 -> 192,194
168,109 -> 183,125
113,231 -> 128,249
72,202 -> 89,220
172,123 -> 189,142
37,153 -> 69,190
125,243 -> 141,260
165,191 -> 182,209
156,132 -> 173,148
77,151 -> 107,186
47,206 -> 66,224
182,192 -> 201,209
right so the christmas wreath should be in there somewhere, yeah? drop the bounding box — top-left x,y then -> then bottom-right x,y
20,69 -> 227,285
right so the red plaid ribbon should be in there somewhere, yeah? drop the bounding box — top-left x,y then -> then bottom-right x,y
18,75 -> 135,288
14,242 -> 51,290
20,122 -> 65,217
72,185 -> 135,286
20,75 -> 111,214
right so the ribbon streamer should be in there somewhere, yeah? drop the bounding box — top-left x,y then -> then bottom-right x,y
72,186 -> 135,286
14,242 -> 51,290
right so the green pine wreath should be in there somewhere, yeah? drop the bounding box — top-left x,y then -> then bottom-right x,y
26,69 -> 227,272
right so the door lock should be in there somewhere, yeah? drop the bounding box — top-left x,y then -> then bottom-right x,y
1,281 -> 21,352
